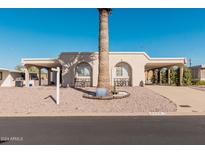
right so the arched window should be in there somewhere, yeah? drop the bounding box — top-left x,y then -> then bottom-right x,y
76,63 -> 91,77
114,62 -> 132,86
115,63 -> 129,77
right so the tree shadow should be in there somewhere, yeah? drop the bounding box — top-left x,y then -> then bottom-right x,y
58,52 -> 97,87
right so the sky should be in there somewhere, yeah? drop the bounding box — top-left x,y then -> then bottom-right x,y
0,8 -> 205,69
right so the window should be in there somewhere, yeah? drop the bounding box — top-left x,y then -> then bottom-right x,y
0,72 -> 2,80
116,64 -> 129,77
116,67 -> 123,77
76,63 -> 91,77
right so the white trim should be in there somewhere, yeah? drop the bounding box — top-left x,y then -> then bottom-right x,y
22,58 -> 57,61
149,57 -> 186,60
59,51 -> 186,63
21,58 -> 60,67
23,51 -> 186,65
21,58 -> 58,63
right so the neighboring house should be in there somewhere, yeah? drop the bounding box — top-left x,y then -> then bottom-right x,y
21,51 -> 186,87
190,65 -> 205,81
0,68 -> 40,87
0,68 -> 24,87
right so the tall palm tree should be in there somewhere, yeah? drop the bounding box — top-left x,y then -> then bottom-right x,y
97,8 -> 111,92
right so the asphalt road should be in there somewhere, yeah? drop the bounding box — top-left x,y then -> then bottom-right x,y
1,116 -> 205,145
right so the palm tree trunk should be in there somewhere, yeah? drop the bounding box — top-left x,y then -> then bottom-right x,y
97,8 -> 111,91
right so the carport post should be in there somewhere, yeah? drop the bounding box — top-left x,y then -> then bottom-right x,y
48,68 -> 51,85
168,67 -> 171,85
51,67 -> 60,105
24,66 -> 29,87
38,67 -> 42,86
179,66 -> 184,86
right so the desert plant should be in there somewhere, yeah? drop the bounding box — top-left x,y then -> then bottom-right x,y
161,69 -> 168,84
151,70 -> 157,84
194,80 -> 205,86
15,65 -> 38,73
15,64 -> 24,71
183,67 -> 192,86
170,67 -> 178,85
151,73 -> 155,84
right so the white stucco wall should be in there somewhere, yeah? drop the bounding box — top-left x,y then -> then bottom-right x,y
200,69 -> 205,81
190,66 -> 205,81
109,53 -> 148,86
21,52 -> 185,87
0,71 -> 11,87
0,71 -> 13,87
0,71 -> 23,87
59,52 -> 149,87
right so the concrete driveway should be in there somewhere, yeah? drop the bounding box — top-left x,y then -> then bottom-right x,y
146,86 -> 205,113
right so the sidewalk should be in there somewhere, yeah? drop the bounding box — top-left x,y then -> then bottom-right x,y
0,112 -> 205,117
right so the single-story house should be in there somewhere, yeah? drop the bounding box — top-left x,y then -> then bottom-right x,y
21,51 -> 186,87
0,68 -> 24,87
190,65 -> 205,81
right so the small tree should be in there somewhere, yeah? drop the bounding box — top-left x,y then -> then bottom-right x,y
28,66 -> 39,73
161,68 -> 168,84
170,67 -> 178,85
183,67 -> 192,86
195,80 -> 205,85
15,64 -> 24,71
15,64 -> 40,73
151,71 -> 156,84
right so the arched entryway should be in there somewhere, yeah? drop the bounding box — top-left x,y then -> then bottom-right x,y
74,62 -> 92,87
114,62 -> 132,86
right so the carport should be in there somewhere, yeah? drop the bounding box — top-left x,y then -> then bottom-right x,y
21,58 -> 61,87
145,58 -> 186,86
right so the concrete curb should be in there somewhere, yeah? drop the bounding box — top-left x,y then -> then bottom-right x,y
0,112 -> 205,117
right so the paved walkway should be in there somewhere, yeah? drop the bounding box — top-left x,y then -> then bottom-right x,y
146,86 -> 205,113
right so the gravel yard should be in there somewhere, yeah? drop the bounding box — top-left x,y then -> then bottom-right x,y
0,86 -> 177,116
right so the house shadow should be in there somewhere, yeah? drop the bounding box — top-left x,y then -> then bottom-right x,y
44,95 -> 57,104
71,87 -> 96,96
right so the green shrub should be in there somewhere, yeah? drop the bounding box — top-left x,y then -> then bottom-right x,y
183,67 -> 192,86
194,80 -> 205,86
170,68 -> 178,85
161,69 -> 168,84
